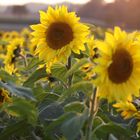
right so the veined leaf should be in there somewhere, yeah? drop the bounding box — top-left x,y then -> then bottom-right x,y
44,112 -> 77,137
64,101 -> 85,113
51,63 -> 67,82
39,102 -> 64,122
23,67 -> 47,87
62,81 -> 93,97
61,109 -> 89,140
0,81 -> 35,101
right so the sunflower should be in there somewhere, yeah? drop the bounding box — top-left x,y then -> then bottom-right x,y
94,27 -> 140,102
0,31 -> 8,54
113,100 -> 137,119
4,38 -> 24,74
0,88 -> 11,105
86,36 -> 96,59
21,28 -> 31,40
113,98 -> 140,132
31,6 -> 89,72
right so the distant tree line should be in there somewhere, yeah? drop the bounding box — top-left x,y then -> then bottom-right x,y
78,0 -> 140,29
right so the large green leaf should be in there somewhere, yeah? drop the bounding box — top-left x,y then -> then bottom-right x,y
23,67 -> 47,87
92,122 -> 133,140
62,81 -> 93,98
39,102 -> 64,122
51,63 -> 67,82
0,81 -> 35,101
44,112 -> 77,139
61,109 -> 89,140
5,98 -> 38,124
64,101 -> 85,113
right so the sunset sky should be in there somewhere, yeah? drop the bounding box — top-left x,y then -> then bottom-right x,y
0,0 -> 114,5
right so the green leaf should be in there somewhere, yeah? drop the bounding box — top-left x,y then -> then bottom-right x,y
64,101 -> 85,113
39,102 -> 64,122
44,112 -> 77,138
61,109 -> 88,140
24,57 -> 43,71
0,69 -> 17,83
23,67 -> 47,87
109,134 -> 118,140
32,84 -> 46,102
93,122 -> 133,140
0,81 -> 35,101
6,98 -> 38,124
0,120 -> 31,139
51,63 -> 67,82
62,81 -> 93,98
37,92 -> 60,109
65,58 -> 89,78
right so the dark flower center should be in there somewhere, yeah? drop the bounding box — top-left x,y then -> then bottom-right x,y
13,46 -> 21,57
108,48 -> 133,84
11,46 -> 21,64
46,22 -> 73,50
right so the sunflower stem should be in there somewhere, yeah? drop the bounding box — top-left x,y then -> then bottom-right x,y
67,56 -> 73,87
20,54 -> 28,67
85,87 -> 98,140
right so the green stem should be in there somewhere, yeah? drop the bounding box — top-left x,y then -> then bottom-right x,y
67,56 -> 73,87
85,87 -> 97,140
20,54 -> 28,67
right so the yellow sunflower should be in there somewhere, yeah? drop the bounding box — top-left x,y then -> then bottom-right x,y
86,36 -> 96,59
113,98 -> 140,132
0,31 -> 8,54
31,6 -> 89,72
94,27 -> 140,102
4,38 -> 24,74
21,28 -> 31,39
10,31 -> 20,39
113,100 -> 137,119
81,62 -> 95,80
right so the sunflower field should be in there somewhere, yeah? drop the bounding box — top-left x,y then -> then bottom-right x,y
1,5 -> 140,140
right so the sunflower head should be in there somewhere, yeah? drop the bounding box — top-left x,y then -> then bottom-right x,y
21,28 -> 31,39
10,31 -> 20,39
94,27 -> 140,102
4,38 -> 24,74
31,5 -> 89,72
3,32 -> 10,39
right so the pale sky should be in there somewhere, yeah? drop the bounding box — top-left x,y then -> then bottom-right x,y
0,0 -> 114,6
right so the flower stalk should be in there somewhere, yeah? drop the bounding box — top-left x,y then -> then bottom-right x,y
86,87 -> 98,140
67,56 -> 73,87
